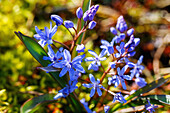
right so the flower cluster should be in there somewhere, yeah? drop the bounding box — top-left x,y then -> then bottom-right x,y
32,4 -> 150,113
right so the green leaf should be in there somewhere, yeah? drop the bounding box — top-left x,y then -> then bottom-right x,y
111,74 -> 170,112
15,32 -> 85,112
82,0 -> 91,12
113,96 -> 169,111
15,31 -> 66,87
20,94 -> 56,113
138,95 -> 170,105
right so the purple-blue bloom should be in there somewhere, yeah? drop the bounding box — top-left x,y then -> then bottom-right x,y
85,50 -> 106,71
145,100 -> 158,113
100,39 -> 114,56
53,49 -> 85,80
51,15 -> 63,26
135,77 -> 147,88
34,22 -> 57,47
124,35 -> 140,52
115,42 -> 126,59
108,66 -> 131,90
76,7 -> 83,19
88,21 -> 96,29
113,92 -> 127,103
82,74 -> 104,97
76,44 -> 85,53
104,105 -> 110,113
64,20 -> 74,28
127,55 -> 144,78
54,80 -> 78,100
43,45 -> 64,66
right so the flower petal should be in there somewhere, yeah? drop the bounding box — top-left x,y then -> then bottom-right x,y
97,87 -> 102,96
89,74 -> 96,83
59,66 -> 68,77
90,87 -> 95,97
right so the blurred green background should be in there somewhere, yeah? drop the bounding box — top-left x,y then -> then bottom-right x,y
0,0 -> 170,112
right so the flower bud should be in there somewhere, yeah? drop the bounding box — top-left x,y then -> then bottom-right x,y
88,14 -> 94,21
88,21 -> 96,29
94,5 -> 99,11
119,33 -> 126,40
135,77 -> 147,88
64,20 -> 74,28
76,7 -> 83,19
110,27 -> 117,35
83,11 -> 89,21
76,44 -> 85,53
127,28 -> 134,36
51,15 -> 63,26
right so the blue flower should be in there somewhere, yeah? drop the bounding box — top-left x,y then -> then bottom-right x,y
115,42 -> 126,59
108,75 -> 119,87
145,100 -> 158,113
54,80 -> 78,100
43,45 -> 64,66
34,22 -> 57,47
108,66 -> 131,90
125,35 -> 140,52
127,55 -> 144,78
51,15 -> 63,26
100,39 -> 114,56
104,105 -> 110,113
135,77 -> 147,88
76,7 -> 83,19
88,21 -> 96,29
85,50 -> 106,71
82,74 -> 104,97
64,20 -> 74,28
76,44 -> 85,53
80,98 -> 96,113
53,49 -> 85,80
113,92 -> 127,103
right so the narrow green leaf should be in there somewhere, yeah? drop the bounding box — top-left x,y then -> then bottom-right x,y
20,94 -> 56,113
15,31 -> 66,88
82,0 -> 91,12
111,74 -> 170,112
138,95 -> 170,105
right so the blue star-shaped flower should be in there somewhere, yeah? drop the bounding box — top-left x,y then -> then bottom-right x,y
85,50 -> 106,71
53,49 -> 85,80
127,55 -> 144,78
104,105 -> 110,113
145,100 -> 158,113
34,22 -> 57,47
100,39 -> 114,56
43,45 -> 64,66
108,66 -> 131,90
113,92 -> 127,103
54,80 -> 78,100
82,74 -> 104,97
